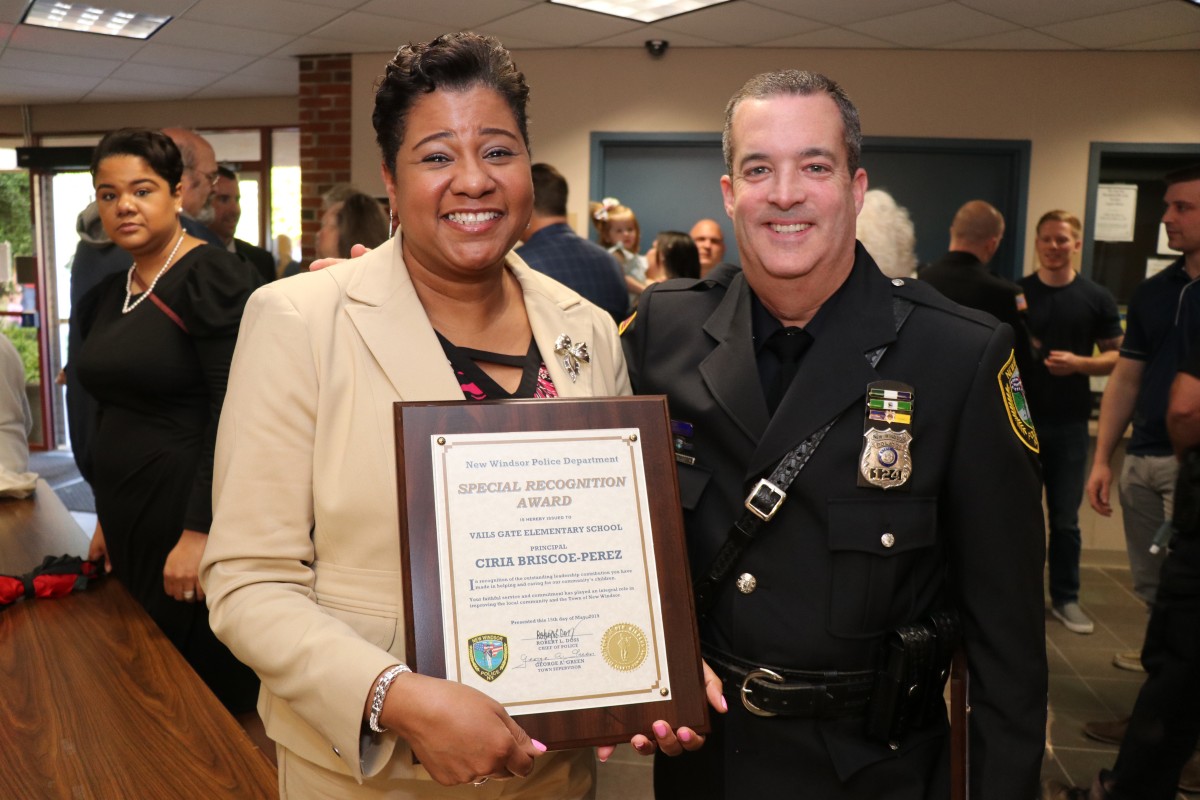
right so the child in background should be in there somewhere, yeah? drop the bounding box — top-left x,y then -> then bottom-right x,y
590,197 -> 647,304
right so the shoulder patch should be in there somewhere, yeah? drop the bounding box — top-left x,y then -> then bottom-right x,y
997,350 -> 1039,453
618,311 -> 635,336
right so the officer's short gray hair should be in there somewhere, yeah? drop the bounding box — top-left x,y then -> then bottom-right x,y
722,70 -> 862,176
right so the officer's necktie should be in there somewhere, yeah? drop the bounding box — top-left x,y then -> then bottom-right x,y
764,326 -> 813,415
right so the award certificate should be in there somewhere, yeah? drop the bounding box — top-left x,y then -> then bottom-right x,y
430,428 -> 670,715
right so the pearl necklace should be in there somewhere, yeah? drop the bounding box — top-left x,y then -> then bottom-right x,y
123,232 -> 185,314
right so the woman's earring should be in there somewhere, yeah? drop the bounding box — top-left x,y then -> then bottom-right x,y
389,210 -> 397,236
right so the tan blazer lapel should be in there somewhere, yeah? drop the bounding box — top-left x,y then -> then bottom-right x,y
510,255 -> 598,398
343,237 -> 461,401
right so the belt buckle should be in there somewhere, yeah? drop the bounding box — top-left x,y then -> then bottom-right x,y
745,479 -> 786,521
741,667 -> 783,717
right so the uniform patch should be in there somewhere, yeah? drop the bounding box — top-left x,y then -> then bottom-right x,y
469,634 -> 509,682
997,351 -> 1039,453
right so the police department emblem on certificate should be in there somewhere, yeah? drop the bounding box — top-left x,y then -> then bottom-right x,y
429,428 -> 671,715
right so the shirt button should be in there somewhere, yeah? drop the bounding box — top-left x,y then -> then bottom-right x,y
736,573 -> 757,594
881,532 -> 896,548
331,745 -> 341,756
891,278 -> 905,286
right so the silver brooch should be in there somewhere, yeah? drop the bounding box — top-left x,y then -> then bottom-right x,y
554,334 -> 590,383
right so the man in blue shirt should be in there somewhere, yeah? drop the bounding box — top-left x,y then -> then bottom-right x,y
1086,165 -> 1200,666
517,163 -> 628,322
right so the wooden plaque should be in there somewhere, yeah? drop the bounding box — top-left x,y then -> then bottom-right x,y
395,396 -> 708,750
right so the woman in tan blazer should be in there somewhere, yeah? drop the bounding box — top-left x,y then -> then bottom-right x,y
201,33 -> 636,799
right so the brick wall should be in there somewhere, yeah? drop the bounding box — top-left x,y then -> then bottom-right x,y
298,54 -> 353,260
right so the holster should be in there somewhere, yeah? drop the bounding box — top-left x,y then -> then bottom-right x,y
865,609 -> 962,746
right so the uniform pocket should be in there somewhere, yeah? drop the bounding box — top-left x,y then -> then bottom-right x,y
826,497 -> 938,639
676,461 -> 713,511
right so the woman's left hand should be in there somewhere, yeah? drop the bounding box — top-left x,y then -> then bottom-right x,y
597,660 -> 726,762
164,529 -> 208,602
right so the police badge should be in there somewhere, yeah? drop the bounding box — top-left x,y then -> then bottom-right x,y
468,634 -> 509,682
858,380 -> 915,490
860,427 -> 913,489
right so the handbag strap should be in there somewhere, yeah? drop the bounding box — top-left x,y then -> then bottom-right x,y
693,297 -> 914,615
131,271 -> 190,334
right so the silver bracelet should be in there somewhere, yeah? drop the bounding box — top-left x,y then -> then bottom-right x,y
368,663 -> 412,734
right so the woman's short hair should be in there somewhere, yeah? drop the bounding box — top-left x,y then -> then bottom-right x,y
655,230 -> 701,280
373,32 -> 530,176
90,128 -> 184,188
334,192 -> 390,259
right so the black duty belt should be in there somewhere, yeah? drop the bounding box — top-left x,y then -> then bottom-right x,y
704,645 -> 875,719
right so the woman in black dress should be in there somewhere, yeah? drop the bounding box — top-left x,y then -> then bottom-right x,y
78,128 -> 259,713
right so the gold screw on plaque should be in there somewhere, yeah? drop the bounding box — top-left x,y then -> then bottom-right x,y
630,434 -> 638,442
660,688 -> 669,697
437,437 -> 446,445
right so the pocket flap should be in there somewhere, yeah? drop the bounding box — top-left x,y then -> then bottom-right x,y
827,497 -> 937,556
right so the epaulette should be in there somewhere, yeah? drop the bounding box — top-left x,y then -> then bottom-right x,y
887,276 -> 1000,331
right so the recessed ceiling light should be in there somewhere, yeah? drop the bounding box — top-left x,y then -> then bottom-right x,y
20,0 -> 171,39
549,0 -> 731,24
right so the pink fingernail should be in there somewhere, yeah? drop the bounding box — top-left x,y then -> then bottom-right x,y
599,750 -> 609,763
720,696 -> 729,712
531,739 -> 547,753
653,722 -> 668,738
679,729 -> 692,743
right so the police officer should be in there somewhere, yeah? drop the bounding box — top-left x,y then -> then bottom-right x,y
623,70 -> 1047,798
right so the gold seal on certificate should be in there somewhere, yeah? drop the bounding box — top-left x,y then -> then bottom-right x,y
602,623 -> 648,672
396,398 -> 709,749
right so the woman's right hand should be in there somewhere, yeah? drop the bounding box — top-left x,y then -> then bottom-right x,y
88,522 -> 111,573
380,672 -> 544,786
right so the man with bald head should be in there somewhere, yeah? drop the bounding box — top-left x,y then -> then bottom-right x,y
921,199 -> 1032,372
690,218 -> 728,277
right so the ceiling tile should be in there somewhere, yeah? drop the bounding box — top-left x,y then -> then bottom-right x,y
132,43 -> 257,72
1039,1 -> 1200,48
656,3 -> 825,45
0,46 -> 123,77
757,26 -> 901,48
748,0 -> 940,26
0,63 -> 105,90
308,11 -> 448,49
938,27 -> 1084,50
85,78 -> 196,101
585,24 -> 726,47
111,61 -> 226,88
0,86 -> 90,104
1115,29 -> 1200,49
150,18 -> 295,56
482,4 -> 642,47
191,73 -> 296,98
958,0 -> 1164,28
0,0 -> 30,25
182,0 -> 348,35
356,0 -> 537,28
846,3 -> 1019,47
288,0 -> 368,8
269,35 -> 371,56
235,57 -> 297,82
7,23 -> 145,58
